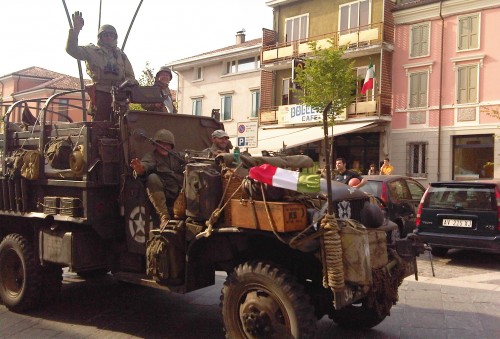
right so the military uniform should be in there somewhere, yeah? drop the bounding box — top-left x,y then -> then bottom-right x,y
131,129 -> 184,226
66,25 -> 136,121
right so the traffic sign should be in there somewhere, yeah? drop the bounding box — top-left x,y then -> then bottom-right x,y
236,122 -> 258,148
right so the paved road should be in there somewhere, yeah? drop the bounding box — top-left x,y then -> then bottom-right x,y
1,249 -> 500,338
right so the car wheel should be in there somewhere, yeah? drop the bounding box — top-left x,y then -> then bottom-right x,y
431,247 -> 448,257
221,261 -> 317,339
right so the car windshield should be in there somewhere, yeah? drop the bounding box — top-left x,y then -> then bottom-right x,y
425,186 -> 495,211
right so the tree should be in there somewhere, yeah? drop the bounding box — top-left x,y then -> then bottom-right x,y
293,41 -> 355,124
138,62 -> 155,86
129,62 -> 156,110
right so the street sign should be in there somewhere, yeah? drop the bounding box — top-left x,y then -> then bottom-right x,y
236,121 -> 258,148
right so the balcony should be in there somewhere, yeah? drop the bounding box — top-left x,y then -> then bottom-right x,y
260,95 -> 386,126
262,22 -> 383,65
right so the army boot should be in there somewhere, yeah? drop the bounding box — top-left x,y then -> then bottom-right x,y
148,190 -> 170,228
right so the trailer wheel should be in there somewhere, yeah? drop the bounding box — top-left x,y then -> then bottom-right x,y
40,264 -> 62,305
221,261 -> 316,339
0,234 -> 41,312
331,297 -> 387,329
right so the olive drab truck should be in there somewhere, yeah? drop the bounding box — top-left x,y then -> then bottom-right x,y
0,85 -> 424,338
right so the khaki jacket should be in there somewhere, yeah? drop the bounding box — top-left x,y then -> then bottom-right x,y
66,29 -> 136,93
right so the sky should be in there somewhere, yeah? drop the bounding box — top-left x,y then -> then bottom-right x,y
0,0 -> 273,89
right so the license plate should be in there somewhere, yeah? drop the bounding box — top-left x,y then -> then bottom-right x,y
442,218 -> 472,227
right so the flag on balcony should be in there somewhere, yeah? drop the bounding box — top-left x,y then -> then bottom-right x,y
361,62 -> 375,95
249,164 -> 320,193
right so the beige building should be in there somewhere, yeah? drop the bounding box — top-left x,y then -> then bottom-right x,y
167,31 -> 262,140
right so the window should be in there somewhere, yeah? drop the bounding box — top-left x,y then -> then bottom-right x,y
282,78 -> 290,105
225,56 -> 260,74
453,135 -> 493,180
355,65 -> 376,99
221,95 -> 232,120
458,14 -> 479,51
457,64 -> 478,104
57,99 -> 69,122
410,22 -> 429,58
194,67 -> 202,81
408,71 -> 428,108
285,14 -> 308,43
339,0 -> 370,33
192,99 -> 202,116
251,90 -> 260,118
407,142 -> 427,177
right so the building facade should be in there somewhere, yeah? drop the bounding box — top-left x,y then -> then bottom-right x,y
393,0 -> 500,183
166,32 -> 262,140
0,67 -> 89,124
260,0 -> 397,173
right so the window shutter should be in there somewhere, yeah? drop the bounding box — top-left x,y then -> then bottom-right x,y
468,66 -> 478,103
409,73 -> 419,108
419,73 -> 428,107
470,15 -> 479,49
457,67 -> 467,104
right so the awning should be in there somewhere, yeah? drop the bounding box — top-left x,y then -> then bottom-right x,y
249,121 -> 376,152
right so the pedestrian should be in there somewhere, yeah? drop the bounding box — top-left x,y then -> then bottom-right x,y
334,158 -> 366,188
66,11 -> 137,121
130,129 -> 184,228
203,130 -> 232,157
380,157 -> 394,175
367,163 -> 379,175
142,66 -> 177,113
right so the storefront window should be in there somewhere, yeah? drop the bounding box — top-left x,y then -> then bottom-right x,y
453,135 -> 493,180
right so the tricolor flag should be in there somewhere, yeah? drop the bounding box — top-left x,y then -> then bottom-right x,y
361,62 -> 375,95
249,164 -> 320,193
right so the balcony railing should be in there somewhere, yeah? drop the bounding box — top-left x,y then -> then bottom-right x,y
262,22 -> 383,64
259,95 -> 385,126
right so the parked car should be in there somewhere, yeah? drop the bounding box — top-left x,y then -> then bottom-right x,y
415,180 -> 500,256
360,175 -> 427,238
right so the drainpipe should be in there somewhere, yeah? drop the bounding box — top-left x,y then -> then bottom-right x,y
437,1 -> 444,181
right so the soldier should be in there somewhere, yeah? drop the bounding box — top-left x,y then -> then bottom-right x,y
66,11 -> 137,121
203,130 -> 231,157
142,66 -> 177,113
130,129 -> 184,227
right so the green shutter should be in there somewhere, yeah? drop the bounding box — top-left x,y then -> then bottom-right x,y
410,73 -> 419,108
411,26 -> 421,57
457,67 -> 467,104
470,15 -> 479,49
419,73 -> 428,107
468,66 -> 478,103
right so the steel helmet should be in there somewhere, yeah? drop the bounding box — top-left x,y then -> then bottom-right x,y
156,66 -> 172,79
153,129 -> 175,148
98,24 -> 117,38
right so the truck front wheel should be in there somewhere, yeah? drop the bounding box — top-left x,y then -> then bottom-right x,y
221,261 -> 316,339
0,234 -> 41,312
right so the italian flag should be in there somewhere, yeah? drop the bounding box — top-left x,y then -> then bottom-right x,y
249,164 -> 320,193
361,62 -> 375,95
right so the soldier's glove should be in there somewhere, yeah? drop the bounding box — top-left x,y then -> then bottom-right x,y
72,11 -> 84,31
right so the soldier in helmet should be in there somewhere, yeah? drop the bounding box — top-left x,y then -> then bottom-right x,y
130,129 -> 184,227
66,11 -> 137,121
142,66 -> 177,113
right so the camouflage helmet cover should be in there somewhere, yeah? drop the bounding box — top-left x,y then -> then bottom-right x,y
98,24 -> 117,38
156,66 -> 172,79
153,129 -> 175,147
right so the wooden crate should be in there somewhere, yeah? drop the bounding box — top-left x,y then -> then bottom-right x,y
230,199 -> 307,232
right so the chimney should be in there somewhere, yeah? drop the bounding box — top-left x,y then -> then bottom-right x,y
236,29 -> 246,44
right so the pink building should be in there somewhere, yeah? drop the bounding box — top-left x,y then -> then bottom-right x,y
392,0 -> 500,183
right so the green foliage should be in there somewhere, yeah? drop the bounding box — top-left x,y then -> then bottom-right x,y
293,41 -> 356,124
139,61 -> 155,86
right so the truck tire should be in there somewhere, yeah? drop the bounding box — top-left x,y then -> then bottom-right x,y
331,297 -> 387,329
221,261 -> 316,339
0,234 -> 42,312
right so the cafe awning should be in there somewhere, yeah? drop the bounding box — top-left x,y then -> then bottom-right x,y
249,121 -> 377,152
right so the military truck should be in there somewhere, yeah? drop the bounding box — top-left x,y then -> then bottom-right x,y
0,85 -> 423,338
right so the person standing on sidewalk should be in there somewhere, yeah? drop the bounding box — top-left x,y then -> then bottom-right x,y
380,158 -> 394,175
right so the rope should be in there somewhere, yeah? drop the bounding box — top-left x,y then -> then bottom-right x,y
320,213 -> 345,290
259,182 -> 288,244
200,163 -> 243,238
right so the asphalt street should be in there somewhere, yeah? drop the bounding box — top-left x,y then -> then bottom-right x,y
1,249 -> 499,338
